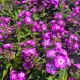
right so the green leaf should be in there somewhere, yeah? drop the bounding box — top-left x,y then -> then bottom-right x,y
0,0 -> 4,3
32,13 -> 39,21
47,76 -> 53,80
62,14 -> 68,19
2,63 -> 11,80
59,69 -> 68,80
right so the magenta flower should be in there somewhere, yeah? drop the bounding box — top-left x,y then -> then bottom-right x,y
46,62 -> 57,75
10,70 -> 18,80
25,40 -> 36,47
21,48 -> 38,58
54,55 -> 67,69
72,43 -> 79,50
54,13 -> 62,19
50,0 -> 59,8
24,11 -> 31,17
50,20 -> 56,26
41,24 -> 47,31
31,26 -> 36,32
30,6 -> 37,13
54,42 -> 62,49
24,16 -> 32,25
21,49 -> 29,58
68,77 -> 76,80
42,32 -> 52,39
56,48 -> 68,56
23,61 -> 32,70
46,49 -> 56,58
2,43 -> 13,49
73,63 -> 80,69
18,11 -> 25,18
22,0 -> 27,4
58,20 -> 65,26
17,21 -> 22,26
18,71 -> 26,80
28,48 -> 38,56
51,24 -> 64,33
39,21 -> 47,31
32,21 -> 41,32
19,42 -> 25,47
3,17 -> 10,23
42,39 -> 51,48
70,34 -> 78,41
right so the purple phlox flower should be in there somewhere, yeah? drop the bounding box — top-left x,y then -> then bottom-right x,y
70,34 -> 79,41
66,56 -> 71,66
54,55 -> 67,69
54,42 -> 62,49
72,43 -> 79,50
42,1 -> 48,7
18,71 -> 26,80
50,48 -> 70,66
7,27 -> 13,33
46,62 -> 58,75
51,24 -> 64,33
50,20 -> 56,26
16,0 -> 21,5
54,13 -> 62,19
18,11 -> 31,19
41,24 -> 47,31
10,70 -> 17,74
22,0 -> 27,3
42,32 -> 52,39
23,61 -> 33,70
10,70 -> 18,80
56,48 -> 68,56
2,43 -> 13,49
75,1 -> 79,5
31,26 -> 36,32
28,48 -> 38,57
23,61 -> 31,70
32,21 -> 41,32
21,49 -> 30,58
42,39 -> 51,48
51,24 -> 60,31
30,6 -> 37,13
21,48 -> 38,58
39,21 -> 47,31
35,24 -> 41,32
68,77 -> 76,80
58,20 -> 65,26
24,11 -> 31,17
46,49 -> 56,58
73,63 -> 80,69
52,35 -> 57,39
24,16 -> 33,25
50,0 -> 59,8
3,17 -> 10,23
18,11 -> 25,18
25,40 -> 36,47
28,0 -> 37,5
17,21 -> 22,26
19,42 -> 25,47
73,6 -> 80,13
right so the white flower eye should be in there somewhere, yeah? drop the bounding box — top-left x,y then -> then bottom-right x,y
27,18 -> 31,22
20,73 -> 25,77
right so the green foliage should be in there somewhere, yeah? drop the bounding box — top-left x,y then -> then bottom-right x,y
32,13 -> 39,21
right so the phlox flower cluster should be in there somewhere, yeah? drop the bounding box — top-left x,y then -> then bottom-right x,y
0,0 -> 80,80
